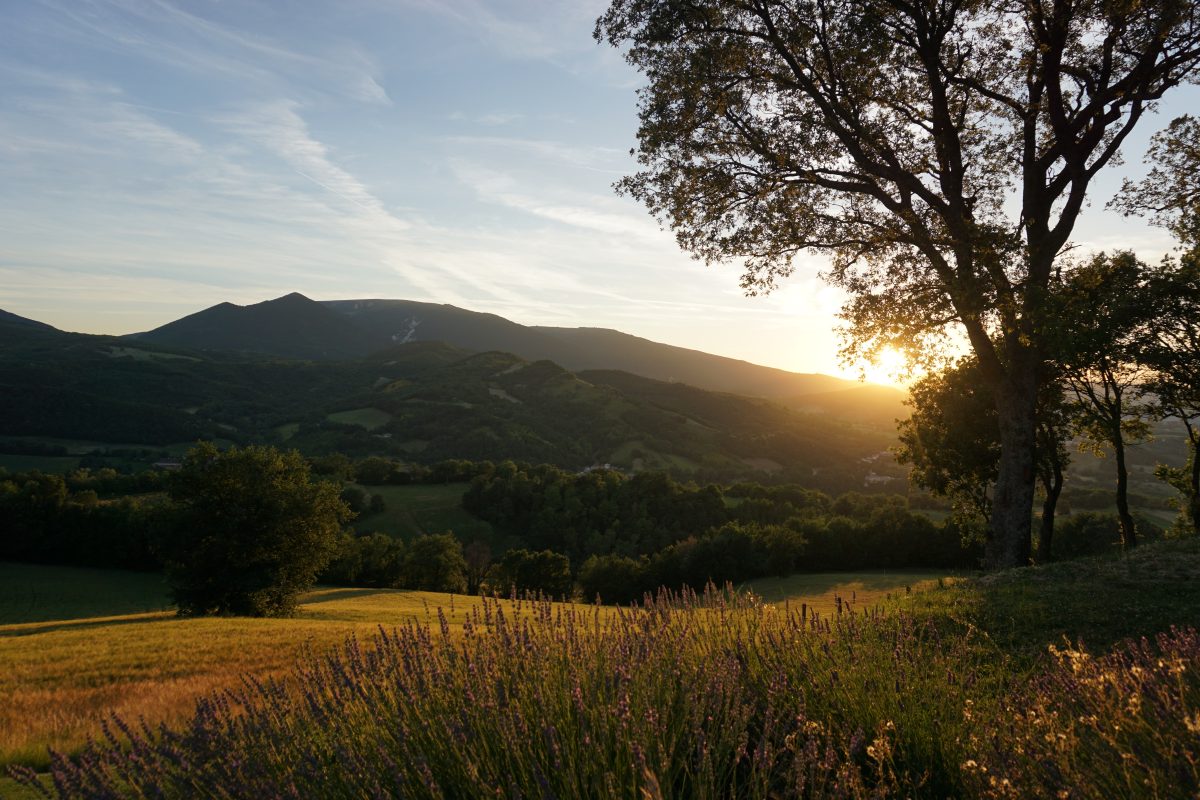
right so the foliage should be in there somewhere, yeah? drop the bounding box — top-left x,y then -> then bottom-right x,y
896,357 -> 1072,559
577,553 -> 648,605
323,533 -> 405,588
160,443 -> 350,617
596,0 -> 1200,569
0,471 -> 164,571
401,533 -> 467,593
896,359 -> 1001,524
1052,251 -> 1159,548
488,548 -> 573,598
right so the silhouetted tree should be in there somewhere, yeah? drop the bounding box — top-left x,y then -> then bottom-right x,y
1052,253 -> 1158,549
596,0 -> 1200,568
402,533 -> 467,593
161,443 -> 350,617
1119,115 -> 1200,536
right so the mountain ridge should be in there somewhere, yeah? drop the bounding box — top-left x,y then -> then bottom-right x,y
128,293 -> 900,409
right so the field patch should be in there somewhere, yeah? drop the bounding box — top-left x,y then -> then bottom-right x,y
0,454 -> 81,473
353,483 -> 492,542
326,407 -> 393,430
274,422 -> 300,441
743,569 -> 955,618
0,564 -> 171,625
0,567 -> 499,771
103,347 -> 199,362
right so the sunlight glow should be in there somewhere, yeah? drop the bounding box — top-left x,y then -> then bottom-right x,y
857,347 -> 911,387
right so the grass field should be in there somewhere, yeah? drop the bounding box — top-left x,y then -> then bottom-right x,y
0,564 -> 171,624
743,569 -> 955,617
353,482 -> 494,541
326,407 -> 394,430
0,455 -> 82,473
0,560 -> 940,777
0,570 -> 493,773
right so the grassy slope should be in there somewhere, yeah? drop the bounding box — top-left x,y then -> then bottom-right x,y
352,483 -> 493,541
743,569 -> 953,617
3,540 -> 1197,794
0,561 -> 907,774
0,578 -> 490,772
902,536 -> 1200,661
0,564 -> 171,624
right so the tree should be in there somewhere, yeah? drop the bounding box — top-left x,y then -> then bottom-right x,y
1119,116 -> 1200,536
896,359 -> 1001,527
161,443 -> 350,617
1051,252 -> 1158,548
402,533 -> 467,593
896,358 -> 1071,559
578,553 -> 648,604
463,540 -> 493,595
490,548 -> 574,598
596,0 -> 1200,568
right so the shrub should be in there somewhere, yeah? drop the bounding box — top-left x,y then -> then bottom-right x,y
577,553 -> 648,604
323,533 -> 405,588
402,533 -> 467,593
489,548 -> 573,598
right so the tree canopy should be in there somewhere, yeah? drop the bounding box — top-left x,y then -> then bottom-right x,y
597,0 -> 1200,567
161,443 -> 350,617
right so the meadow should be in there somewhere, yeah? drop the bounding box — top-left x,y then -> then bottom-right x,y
351,482 -> 494,541
4,539 -> 1199,798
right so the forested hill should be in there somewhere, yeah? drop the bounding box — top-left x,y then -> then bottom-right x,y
128,293 -> 904,417
0,312 -> 900,487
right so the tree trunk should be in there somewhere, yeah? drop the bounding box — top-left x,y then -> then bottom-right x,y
1037,456 -> 1063,563
1113,427 -> 1138,549
988,368 -> 1038,569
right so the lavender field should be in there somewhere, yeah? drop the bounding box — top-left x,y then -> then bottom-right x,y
10,564 -> 1198,799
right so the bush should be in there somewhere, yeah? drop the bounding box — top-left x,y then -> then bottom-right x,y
402,533 -> 467,593
577,553 -> 647,604
159,443 -> 350,617
339,486 -> 368,515
489,548 -> 573,598
323,533 -> 405,587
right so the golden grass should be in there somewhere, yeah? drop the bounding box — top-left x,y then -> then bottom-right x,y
1,566 -> 956,773
0,588 -> 493,770
742,569 -> 958,617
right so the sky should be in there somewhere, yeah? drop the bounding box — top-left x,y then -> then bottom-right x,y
0,1 -> 1195,381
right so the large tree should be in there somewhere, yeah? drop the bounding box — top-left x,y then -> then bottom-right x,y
597,0 -> 1200,567
162,443 -> 350,617
1051,251 -> 1158,549
896,356 -> 1071,560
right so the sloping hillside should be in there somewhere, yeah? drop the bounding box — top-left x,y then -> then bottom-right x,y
135,293 -> 368,360
114,293 -> 879,401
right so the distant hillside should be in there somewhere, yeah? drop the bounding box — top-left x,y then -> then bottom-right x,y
135,293 -> 368,361
532,326 -> 856,398
125,293 -> 875,403
0,309 -> 59,332
786,384 -> 909,428
0,316 -> 896,487
0,310 -> 63,350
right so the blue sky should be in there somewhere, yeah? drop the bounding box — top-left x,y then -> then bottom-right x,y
0,1 -> 1194,378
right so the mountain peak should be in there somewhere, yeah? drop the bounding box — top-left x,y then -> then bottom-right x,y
266,292 -> 315,305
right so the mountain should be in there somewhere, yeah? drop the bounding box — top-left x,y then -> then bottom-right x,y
0,312 -> 897,487
0,309 -> 59,332
129,293 -> 883,406
530,327 -> 856,397
135,293 -> 368,361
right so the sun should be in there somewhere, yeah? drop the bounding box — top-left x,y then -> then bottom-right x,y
857,347 -> 910,387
